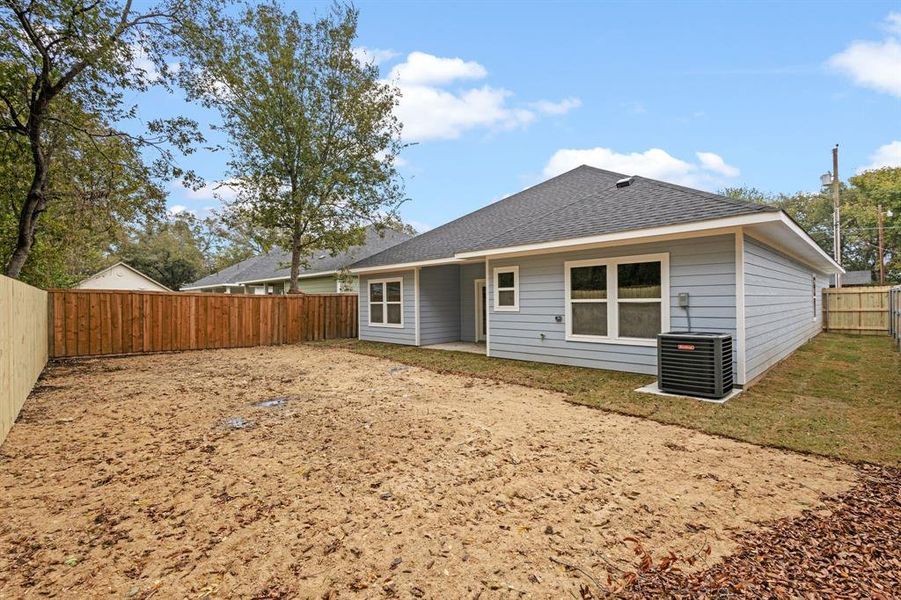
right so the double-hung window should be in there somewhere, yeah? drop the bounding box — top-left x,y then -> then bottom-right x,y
565,253 -> 669,346
369,278 -> 403,327
493,266 -> 519,311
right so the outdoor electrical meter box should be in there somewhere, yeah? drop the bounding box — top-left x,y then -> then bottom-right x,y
657,332 -> 733,400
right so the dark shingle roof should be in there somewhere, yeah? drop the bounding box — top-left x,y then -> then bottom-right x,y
351,165 -> 777,269
186,226 -> 411,288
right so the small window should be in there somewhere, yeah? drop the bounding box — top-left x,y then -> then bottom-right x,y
812,275 -> 817,319
369,278 -> 403,327
493,266 -> 519,311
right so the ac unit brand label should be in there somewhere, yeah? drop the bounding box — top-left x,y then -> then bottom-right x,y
677,344 -> 695,351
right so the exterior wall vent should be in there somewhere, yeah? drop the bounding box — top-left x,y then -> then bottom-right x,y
657,332 -> 733,399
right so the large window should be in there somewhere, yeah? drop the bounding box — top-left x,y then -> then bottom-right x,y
493,266 -> 519,311
565,253 -> 669,345
368,278 -> 403,327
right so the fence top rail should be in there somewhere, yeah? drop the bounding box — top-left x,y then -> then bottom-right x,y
46,289 -> 358,298
823,286 -> 894,293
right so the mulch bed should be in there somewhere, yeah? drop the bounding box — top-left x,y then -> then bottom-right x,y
596,464 -> 900,599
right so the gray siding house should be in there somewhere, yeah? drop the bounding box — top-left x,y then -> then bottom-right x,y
350,166 -> 842,387
183,226 -> 411,295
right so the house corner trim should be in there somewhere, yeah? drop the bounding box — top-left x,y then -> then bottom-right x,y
735,229 -> 747,386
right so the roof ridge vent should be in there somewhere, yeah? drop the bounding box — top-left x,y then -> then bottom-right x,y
615,176 -> 634,188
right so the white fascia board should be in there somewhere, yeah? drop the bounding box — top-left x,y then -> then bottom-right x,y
235,270 -> 338,285
453,211 -> 842,274
775,213 -> 844,273
454,213 -> 783,260
349,257 -> 467,275
181,283 -> 236,291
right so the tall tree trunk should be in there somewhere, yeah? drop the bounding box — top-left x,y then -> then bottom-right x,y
5,112 -> 49,278
288,220 -> 302,293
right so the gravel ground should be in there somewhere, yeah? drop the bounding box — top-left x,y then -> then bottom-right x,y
0,345 -> 856,598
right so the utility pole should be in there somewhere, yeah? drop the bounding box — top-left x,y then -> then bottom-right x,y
832,145 -> 842,288
878,203 -> 885,285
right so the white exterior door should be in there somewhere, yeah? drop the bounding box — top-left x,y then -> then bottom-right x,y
475,279 -> 487,342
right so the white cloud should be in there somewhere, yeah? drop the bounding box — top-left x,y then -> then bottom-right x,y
884,12 -> 901,35
352,46 -> 399,66
387,52 -> 579,142
394,84 -> 535,140
171,179 -> 239,205
858,140 -> 901,173
827,13 -> 901,97
696,151 -> 740,177
529,97 -> 582,115
406,220 -> 434,233
129,43 -> 178,82
542,147 -> 740,189
168,204 -> 192,215
389,51 -> 487,85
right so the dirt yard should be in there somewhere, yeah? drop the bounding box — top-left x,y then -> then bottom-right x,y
0,345 -> 857,598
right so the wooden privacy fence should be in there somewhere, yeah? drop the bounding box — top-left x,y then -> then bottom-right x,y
48,290 -> 358,358
1,275 -> 48,445
822,286 -> 892,335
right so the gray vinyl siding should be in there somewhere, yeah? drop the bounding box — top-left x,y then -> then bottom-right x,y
488,235 -> 737,375
743,236 -> 824,382
419,265 -> 461,345
296,275 -> 339,294
358,270 -> 416,345
459,263 -> 485,342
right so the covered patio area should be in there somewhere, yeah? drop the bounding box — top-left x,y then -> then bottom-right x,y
422,341 -> 487,354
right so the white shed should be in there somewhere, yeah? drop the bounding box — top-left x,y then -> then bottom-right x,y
77,262 -> 171,292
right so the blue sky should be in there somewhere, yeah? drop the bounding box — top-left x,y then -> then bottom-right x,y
136,1 -> 901,232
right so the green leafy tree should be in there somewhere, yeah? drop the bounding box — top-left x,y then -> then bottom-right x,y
116,213 -> 208,290
0,97 -> 166,287
0,0 -> 210,278
848,168 -> 901,283
723,169 -> 901,283
179,2 -> 405,292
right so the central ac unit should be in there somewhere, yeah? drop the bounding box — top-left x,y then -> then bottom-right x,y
657,332 -> 733,400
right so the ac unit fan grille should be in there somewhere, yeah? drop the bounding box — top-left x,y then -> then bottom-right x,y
657,333 -> 734,399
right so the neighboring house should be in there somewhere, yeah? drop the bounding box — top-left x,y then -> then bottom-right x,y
183,226 -> 412,295
75,262 -> 172,292
349,166 -> 842,388
830,270 -> 873,287
77,262 -> 172,292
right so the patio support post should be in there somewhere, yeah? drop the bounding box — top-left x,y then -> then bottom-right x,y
485,257 -> 490,357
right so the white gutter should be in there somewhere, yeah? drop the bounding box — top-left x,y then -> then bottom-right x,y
235,269 -> 338,285
346,211 -> 843,278
454,212 -> 843,273
349,257 -> 472,275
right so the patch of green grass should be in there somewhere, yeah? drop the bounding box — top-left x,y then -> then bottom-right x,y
316,334 -> 901,465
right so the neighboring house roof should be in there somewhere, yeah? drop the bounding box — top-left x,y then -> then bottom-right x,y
350,165 -> 840,274
184,226 -> 412,289
351,165 -> 780,269
830,270 -> 873,286
77,262 -> 172,292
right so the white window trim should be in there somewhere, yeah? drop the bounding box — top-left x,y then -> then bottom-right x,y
367,277 -> 404,328
493,265 -> 519,312
564,252 -> 670,347
812,274 -> 818,322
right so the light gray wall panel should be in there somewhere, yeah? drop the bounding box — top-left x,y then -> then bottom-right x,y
488,235 -> 737,375
358,270 -> 416,345
743,236 -> 824,381
419,265 -> 461,345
